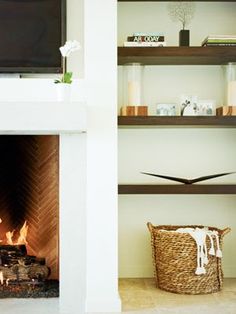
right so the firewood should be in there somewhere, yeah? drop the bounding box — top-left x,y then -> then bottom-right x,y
0,245 -> 27,256
0,263 -> 50,283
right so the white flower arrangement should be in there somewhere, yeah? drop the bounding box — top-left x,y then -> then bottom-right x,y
55,40 -> 81,84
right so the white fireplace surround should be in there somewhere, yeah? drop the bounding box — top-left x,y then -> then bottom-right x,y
0,99 -> 87,314
0,79 -> 121,314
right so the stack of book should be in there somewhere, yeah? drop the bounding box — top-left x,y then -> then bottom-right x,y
124,33 -> 166,47
202,35 -> 236,46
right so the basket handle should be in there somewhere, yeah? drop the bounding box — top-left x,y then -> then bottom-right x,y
147,222 -> 153,232
221,227 -> 231,237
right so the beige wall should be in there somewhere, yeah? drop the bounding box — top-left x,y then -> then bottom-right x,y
118,2 -> 236,278
67,0 -> 84,78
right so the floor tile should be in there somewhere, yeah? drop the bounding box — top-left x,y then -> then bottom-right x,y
119,278 -> 236,313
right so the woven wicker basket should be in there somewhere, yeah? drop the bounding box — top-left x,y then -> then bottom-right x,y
147,222 -> 230,295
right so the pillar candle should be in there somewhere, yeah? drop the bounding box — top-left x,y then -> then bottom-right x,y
128,81 -> 141,106
227,81 -> 236,106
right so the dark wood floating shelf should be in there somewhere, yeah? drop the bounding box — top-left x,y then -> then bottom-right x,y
118,184 -> 236,194
119,0 -> 235,2
118,116 -> 236,127
118,46 -> 236,65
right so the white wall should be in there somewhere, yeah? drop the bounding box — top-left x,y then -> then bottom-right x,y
118,2 -> 236,278
67,0 -> 84,78
84,0 -> 121,312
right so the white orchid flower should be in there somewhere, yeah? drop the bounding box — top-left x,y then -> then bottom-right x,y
55,39 -> 81,84
59,40 -> 81,57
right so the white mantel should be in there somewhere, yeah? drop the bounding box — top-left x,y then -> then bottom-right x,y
0,101 -> 86,134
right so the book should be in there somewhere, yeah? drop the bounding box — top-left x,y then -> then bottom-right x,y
127,35 -> 165,42
141,172 -> 235,184
133,32 -> 164,36
202,35 -> 236,46
123,41 -> 166,47
203,43 -> 236,46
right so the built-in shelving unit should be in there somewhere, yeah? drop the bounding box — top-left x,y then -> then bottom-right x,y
118,184 -> 236,194
118,46 -> 236,66
118,1 -> 236,196
118,116 -> 236,127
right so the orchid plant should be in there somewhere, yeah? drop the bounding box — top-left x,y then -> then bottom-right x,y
55,40 -> 81,84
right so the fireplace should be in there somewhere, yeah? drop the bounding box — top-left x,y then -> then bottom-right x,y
0,135 -> 59,297
0,100 -> 88,313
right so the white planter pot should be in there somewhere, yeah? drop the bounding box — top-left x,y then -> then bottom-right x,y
56,83 -> 71,102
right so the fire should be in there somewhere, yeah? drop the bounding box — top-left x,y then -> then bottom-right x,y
6,230 -> 14,245
0,272 -> 3,285
16,221 -> 28,245
0,218 -> 2,243
0,219 -> 28,245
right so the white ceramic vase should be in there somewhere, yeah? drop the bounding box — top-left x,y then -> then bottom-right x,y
56,83 -> 71,102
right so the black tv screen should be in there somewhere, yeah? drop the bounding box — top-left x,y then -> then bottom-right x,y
0,0 -> 66,73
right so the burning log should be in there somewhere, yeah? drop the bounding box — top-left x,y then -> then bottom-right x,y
0,245 -> 50,285
0,263 -> 50,284
0,220 -> 51,288
0,245 -> 27,256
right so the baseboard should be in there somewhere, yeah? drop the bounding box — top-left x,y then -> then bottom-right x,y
86,295 -> 121,313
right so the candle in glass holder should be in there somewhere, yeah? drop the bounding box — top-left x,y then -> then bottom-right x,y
227,80 -> 236,106
224,63 -> 236,106
128,81 -> 141,105
123,63 -> 143,106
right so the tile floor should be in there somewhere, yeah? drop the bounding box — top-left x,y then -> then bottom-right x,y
119,278 -> 236,314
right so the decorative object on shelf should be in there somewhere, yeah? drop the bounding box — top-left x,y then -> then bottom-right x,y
216,106 -> 236,116
202,35 -> 236,47
120,105 -> 148,116
141,171 -> 235,184
123,62 -> 144,106
124,32 -> 166,47
180,95 -> 197,115
124,41 -> 166,47
54,40 -> 81,101
147,222 -> 230,294
223,62 -> 236,107
180,96 -> 215,116
168,2 -> 195,47
196,99 -> 216,116
156,103 -> 177,116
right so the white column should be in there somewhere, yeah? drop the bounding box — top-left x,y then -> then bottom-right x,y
84,0 -> 121,312
60,133 -> 87,314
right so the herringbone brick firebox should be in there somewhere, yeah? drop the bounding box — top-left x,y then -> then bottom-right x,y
0,135 -> 59,280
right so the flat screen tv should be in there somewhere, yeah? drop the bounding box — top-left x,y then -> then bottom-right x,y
0,0 -> 66,73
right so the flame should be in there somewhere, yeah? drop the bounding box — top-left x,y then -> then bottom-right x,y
0,219 -> 28,245
0,218 -> 2,243
6,230 -> 14,245
0,271 -> 3,285
16,221 -> 28,245
6,279 -> 9,286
